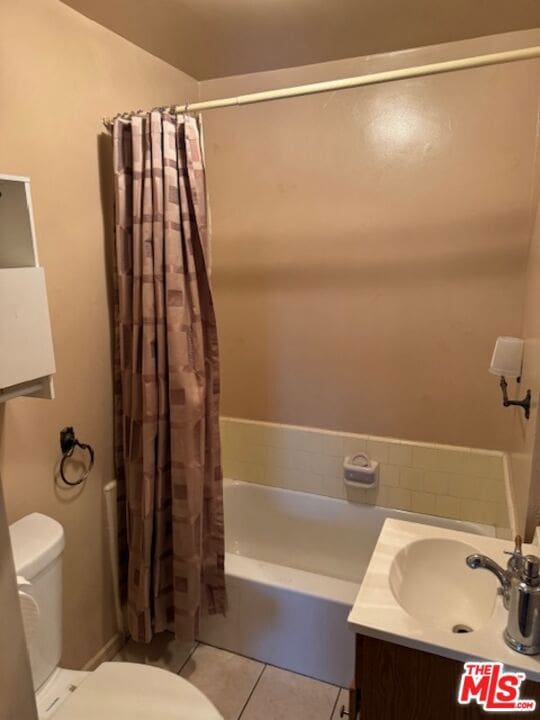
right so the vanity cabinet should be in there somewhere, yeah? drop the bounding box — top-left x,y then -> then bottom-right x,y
0,175 -> 55,401
349,634 -> 540,719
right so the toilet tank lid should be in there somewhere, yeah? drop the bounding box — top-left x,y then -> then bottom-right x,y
9,513 -> 65,579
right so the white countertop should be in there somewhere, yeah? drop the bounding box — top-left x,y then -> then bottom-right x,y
348,518 -> 540,682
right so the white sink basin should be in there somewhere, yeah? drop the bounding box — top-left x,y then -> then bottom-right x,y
389,538 -> 498,632
348,519 -> 540,683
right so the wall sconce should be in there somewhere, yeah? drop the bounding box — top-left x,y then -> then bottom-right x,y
489,337 -> 531,420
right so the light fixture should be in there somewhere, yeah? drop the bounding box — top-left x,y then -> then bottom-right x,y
489,337 -> 531,419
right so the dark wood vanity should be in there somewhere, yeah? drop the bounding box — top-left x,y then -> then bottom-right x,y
348,634 -> 540,719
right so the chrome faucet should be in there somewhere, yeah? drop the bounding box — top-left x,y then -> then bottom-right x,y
466,535 -> 523,609
466,536 -> 540,655
466,554 -> 513,606
505,555 -> 540,655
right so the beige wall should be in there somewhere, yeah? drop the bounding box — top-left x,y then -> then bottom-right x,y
201,31 -> 540,451
0,477 -> 37,720
0,0 -> 198,668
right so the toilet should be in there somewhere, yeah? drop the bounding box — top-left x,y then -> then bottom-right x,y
9,513 -> 223,720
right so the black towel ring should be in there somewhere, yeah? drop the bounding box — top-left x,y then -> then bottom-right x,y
59,427 -> 94,486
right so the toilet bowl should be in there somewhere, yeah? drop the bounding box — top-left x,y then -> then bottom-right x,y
10,513 -> 222,720
40,662 -> 221,720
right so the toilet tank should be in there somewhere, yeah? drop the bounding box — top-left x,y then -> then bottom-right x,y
9,513 -> 65,691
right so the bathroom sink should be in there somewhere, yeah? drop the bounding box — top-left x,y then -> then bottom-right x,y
389,538 -> 498,633
349,519 -> 540,683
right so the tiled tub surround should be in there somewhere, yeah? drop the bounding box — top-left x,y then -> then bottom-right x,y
220,418 -> 511,535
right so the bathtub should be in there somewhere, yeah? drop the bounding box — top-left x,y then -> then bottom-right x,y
199,479 -> 495,686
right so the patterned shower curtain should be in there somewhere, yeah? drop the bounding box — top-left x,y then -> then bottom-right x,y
112,111 -> 226,643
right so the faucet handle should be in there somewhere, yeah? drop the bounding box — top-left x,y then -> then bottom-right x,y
503,535 -> 522,555
504,535 -> 524,574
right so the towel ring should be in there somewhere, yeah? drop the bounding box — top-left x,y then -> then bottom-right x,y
59,427 -> 94,486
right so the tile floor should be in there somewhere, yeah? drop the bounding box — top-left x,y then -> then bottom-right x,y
114,633 -> 347,720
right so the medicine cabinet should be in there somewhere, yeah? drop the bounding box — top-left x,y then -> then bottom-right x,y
0,175 -> 55,402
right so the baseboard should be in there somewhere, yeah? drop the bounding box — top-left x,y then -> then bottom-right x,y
82,632 -> 126,671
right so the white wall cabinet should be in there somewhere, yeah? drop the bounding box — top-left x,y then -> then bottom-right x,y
0,175 -> 55,401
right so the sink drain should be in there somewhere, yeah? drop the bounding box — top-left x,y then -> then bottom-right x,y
452,624 -> 473,634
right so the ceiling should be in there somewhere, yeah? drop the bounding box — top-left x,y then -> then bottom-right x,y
61,0 -> 540,80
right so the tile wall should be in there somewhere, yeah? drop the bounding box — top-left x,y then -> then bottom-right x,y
220,417 -> 511,536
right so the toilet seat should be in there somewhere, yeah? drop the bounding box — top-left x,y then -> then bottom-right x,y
50,662 -> 223,720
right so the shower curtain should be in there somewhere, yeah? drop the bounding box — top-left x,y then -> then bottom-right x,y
112,111 -> 226,642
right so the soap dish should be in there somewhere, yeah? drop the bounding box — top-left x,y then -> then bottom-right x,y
343,453 -> 379,488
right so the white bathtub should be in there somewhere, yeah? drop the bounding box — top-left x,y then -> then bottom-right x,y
199,480 -> 495,686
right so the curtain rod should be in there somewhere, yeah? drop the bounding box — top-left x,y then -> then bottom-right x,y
103,45 -> 540,128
